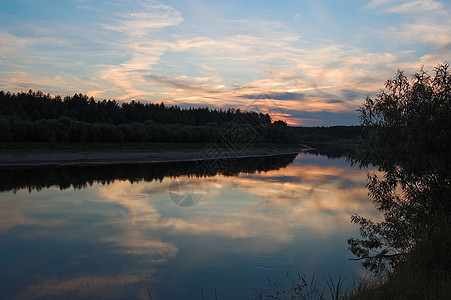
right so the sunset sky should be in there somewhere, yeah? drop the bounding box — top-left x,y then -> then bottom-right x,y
1,0 -> 450,125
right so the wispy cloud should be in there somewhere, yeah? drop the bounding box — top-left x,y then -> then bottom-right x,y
240,92 -> 306,101
366,0 -> 399,8
385,0 -> 444,13
367,0 -> 451,47
102,4 -> 183,37
388,23 -> 451,47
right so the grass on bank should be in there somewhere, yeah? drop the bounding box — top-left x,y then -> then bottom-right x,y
251,271 -> 451,300
0,142 -> 302,155
254,273 -> 355,300
348,273 -> 451,300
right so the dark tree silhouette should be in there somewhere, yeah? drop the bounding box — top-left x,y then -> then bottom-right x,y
0,90 -> 297,144
348,63 -> 451,297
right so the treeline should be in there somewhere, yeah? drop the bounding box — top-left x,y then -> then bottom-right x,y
0,90 -> 297,144
0,90 -> 271,125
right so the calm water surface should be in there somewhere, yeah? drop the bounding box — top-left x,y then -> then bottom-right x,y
0,153 -> 379,299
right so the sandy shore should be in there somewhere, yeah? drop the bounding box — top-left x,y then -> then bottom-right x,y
0,148 -> 301,167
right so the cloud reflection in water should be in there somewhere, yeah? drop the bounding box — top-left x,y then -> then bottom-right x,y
0,153 -> 379,299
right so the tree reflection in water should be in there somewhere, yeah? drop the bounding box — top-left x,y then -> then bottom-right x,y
0,153 -> 298,192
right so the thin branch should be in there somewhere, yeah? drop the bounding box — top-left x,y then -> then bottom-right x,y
349,252 -> 408,261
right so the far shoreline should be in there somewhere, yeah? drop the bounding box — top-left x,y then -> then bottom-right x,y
0,147 -> 302,167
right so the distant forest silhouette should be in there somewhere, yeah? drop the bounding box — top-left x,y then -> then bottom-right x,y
0,90 -> 297,144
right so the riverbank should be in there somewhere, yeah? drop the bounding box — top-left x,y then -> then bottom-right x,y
0,142 -> 301,153
0,147 -> 301,167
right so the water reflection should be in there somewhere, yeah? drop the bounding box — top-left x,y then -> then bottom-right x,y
0,153 -> 297,192
0,153 -> 378,299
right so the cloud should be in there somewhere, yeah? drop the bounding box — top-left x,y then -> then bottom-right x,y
0,29 -> 73,64
146,74 -> 215,91
417,44 -> 451,67
389,23 -> 451,47
366,0 -> 398,8
102,3 -> 183,37
366,0 -> 443,12
385,0 -> 444,13
0,30 -> 29,55
240,92 -> 306,100
325,99 -> 344,104
367,0 -> 451,47
0,71 -> 99,97
296,110 -> 360,126
100,40 -> 170,99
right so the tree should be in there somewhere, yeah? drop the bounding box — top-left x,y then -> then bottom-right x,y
357,63 -> 451,176
348,63 -> 451,293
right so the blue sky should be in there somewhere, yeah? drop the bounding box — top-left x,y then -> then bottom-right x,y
1,0 -> 450,125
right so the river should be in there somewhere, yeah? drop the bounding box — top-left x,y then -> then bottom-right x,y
0,152 -> 379,299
